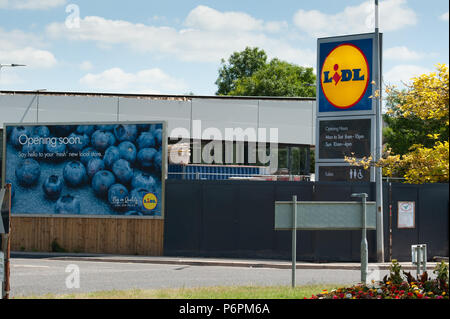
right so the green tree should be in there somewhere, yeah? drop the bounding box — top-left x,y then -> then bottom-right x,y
215,47 -> 267,95
347,64 -> 449,184
229,58 -> 316,97
383,89 -> 449,156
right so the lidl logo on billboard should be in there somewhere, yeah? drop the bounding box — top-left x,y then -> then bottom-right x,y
318,38 -> 373,113
143,193 -> 157,210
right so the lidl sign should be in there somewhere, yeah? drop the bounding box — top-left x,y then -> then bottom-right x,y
318,34 -> 375,114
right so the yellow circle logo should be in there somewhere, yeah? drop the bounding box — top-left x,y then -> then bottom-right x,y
143,193 -> 157,210
321,44 -> 370,109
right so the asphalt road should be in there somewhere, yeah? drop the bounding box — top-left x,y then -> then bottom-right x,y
10,258 -> 390,297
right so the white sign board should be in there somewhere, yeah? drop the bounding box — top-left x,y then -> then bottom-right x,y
398,201 -> 415,229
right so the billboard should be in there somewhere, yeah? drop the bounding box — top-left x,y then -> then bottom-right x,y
2,122 -> 166,218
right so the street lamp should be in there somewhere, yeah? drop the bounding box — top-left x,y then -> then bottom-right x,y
0,63 -> 26,86
0,63 -> 26,70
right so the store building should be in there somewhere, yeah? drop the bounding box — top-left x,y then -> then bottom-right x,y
0,91 -> 316,180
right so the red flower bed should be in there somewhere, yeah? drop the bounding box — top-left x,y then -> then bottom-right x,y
307,260 -> 449,300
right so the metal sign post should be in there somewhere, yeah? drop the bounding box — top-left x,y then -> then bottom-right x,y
352,193 -> 368,283
0,184 -> 12,299
291,195 -> 297,288
275,194 -> 375,285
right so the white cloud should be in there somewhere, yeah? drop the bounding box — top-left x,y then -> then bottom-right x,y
293,0 -> 417,37
45,6 -> 314,67
79,61 -> 93,71
79,67 -> 188,94
0,28 -> 57,68
440,11 -> 449,22
384,46 -> 424,61
184,5 -> 286,33
0,70 -> 22,86
0,0 -> 66,10
384,64 -> 431,86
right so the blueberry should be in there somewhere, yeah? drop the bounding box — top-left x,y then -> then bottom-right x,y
15,158 -> 41,187
67,132 -> 90,153
131,172 -> 157,192
63,161 -> 87,187
80,146 -> 101,166
92,170 -> 116,197
136,131 -> 155,150
6,126 -> 13,137
76,125 -> 96,136
22,136 -> 44,156
137,124 -> 151,132
95,124 -> 115,131
51,125 -> 76,137
103,146 -> 120,169
86,158 -> 105,179
112,159 -> 133,184
108,183 -> 129,211
118,141 -> 137,163
153,128 -> 163,148
9,126 -> 32,149
33,126 -> 50,138
137,148 -> 157,169
114,124 -> 138,142
45,140 -> 66,159
153,151 -> 162,172
91,130 -> 116,152
149,124 -> 162,132
42,175 -> 63,200
55,194 -> 81,215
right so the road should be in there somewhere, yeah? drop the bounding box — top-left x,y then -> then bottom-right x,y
10,258 -> 391,297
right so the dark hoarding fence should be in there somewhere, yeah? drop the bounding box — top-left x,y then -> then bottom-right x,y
164,180 -> 448,262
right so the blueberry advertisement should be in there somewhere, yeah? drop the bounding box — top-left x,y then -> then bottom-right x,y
2,122 -> 165,217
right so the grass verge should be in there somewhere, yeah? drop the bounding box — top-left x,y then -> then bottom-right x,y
17,284 -> 339,299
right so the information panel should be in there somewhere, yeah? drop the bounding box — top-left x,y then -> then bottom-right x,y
2,122 -> 166,218
398,201 -> 415,229
318,118 -> 371,159
318,165 -> 371,182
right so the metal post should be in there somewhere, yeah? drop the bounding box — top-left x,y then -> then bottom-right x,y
416,247 -> 422,277
375,0 -> 385,263
292,195 -> 297,288
361,194 -> 368,283
422,245 -> 427,274
352,193 -> 369,283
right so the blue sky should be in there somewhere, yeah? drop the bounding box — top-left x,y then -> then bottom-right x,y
0,0 -> 448,95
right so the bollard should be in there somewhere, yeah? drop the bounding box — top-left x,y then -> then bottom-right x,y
412,244 -> 427,277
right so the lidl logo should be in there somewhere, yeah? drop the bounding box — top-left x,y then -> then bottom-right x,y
318,37 -> 374,113
143,193 -> 157,210
321,44 -> 369,109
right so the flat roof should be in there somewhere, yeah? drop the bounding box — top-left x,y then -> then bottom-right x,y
0,90 -> 316,102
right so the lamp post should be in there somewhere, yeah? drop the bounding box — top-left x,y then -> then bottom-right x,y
0,64 -> 26,86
